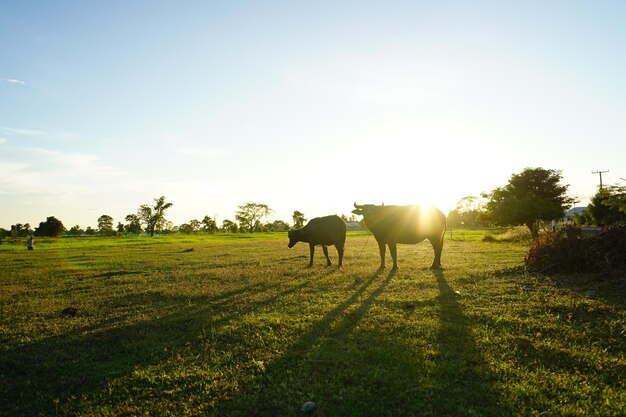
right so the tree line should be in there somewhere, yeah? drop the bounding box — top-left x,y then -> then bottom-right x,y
0,197 -> 358,241
2,167 -> 625,242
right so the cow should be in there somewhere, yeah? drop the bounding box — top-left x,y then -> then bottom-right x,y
351,203 -> 446,270
287,215 -> 346,267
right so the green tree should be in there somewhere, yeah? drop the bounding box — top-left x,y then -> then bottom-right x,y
138,196 -> 173,236
292,211 -> 306,229
235,203 -> 272,233
124,214 -> 142,234
179,223 -> 193,234
189,219 -> 201,234
202,215 -> 218,233
10,223 -> 32,238
68,225 -> 84,236
604,185 -> 626,216
221,219 -> 238,233
447,196 -> 487,228
482,167 -> 576,240
267,220 -> 290,232
116,222 -> 124,233
583,187 -> 625,226
34,216 -> 66,237
97,214 -> 114,235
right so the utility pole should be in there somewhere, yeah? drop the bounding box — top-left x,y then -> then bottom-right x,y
592,170 -> 609,189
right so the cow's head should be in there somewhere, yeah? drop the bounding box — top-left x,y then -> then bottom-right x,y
287,229 -> 299,248
352,202 -> 382,218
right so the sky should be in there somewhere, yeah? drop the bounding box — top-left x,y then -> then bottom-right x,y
1,1 -> 626,229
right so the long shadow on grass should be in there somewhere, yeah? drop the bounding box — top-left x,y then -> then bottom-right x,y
430,270 -> 505,416
0,278 -> 311,417
215,269 -> 431,416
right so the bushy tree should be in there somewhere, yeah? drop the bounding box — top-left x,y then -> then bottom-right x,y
482,168 -> 576,240
235,203 -> 272,233
222,219 -> 238,233
34,216 -> 65,237
583,187 -> 625,226
68,225 -> 84,236
604,185 -> 626,216
292,211 -> 306,229
97,214 -> 115,235
447,196 -> 487,228
138,196 -> 173,236
124,214 -> 142,234
266,220 -> 290,232
10,223 -> 32,238
179,223 -> 193,234
202,216 -> 218,233
189,219 -> 201,233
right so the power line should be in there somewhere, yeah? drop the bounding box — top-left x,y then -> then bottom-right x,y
592,170 -> 609,189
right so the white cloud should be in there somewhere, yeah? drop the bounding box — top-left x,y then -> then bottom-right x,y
2,127 -> 47,136
1,127 -> 82,140
0,138 -> 6,144
1,79 -> 25,85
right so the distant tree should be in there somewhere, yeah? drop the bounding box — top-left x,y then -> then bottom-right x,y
97,214 -> 115,235
10,223 -> 32,238
0,227 -> 7,244
582,185 -> 626,226
188,219 -> 201,234
202,215 -> 218,233
34,216 -> 66,237
222,219 -> 238,233
267,220 -> 290,232
138,196 -> 173,236
447,196 -> 487,228
179,223 -> 193,234
162,221 -> 175,235
482,168 -> 576,240
124,214 -> 142,234
235,203 -> 272,233
85,226 -> 96,236
292,211 -> 306,229
68,225 -> 84,236
116,222 -> 124,233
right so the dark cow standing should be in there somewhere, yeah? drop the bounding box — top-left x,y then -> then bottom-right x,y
287,215 -> 346,267
352,203 -> 446,270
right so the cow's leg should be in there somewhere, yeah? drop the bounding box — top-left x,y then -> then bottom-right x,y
308,243 -> 315,267
377,241 -> 386,270
336,244 -> 344,267
322,246 -> 331,266
430,235 -> 444,269
389,242 -> 398,270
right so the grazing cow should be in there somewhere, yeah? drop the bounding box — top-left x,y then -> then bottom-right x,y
287,215 -> 346,267
352,203 -> 446,270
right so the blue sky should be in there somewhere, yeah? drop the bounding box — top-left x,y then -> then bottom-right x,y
1,1 -> 625,229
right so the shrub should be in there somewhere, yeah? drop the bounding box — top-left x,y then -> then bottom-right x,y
525,224 -> 626,273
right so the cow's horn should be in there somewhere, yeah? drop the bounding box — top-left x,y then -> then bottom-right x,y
354,202 -> 361,208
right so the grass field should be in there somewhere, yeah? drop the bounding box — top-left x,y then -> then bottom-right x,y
1,231 -> 624,416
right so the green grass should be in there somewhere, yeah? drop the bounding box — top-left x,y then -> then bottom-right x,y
1,232 -> 624,416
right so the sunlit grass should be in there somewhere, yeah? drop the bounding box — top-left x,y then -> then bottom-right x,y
1,232 -> 624,416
